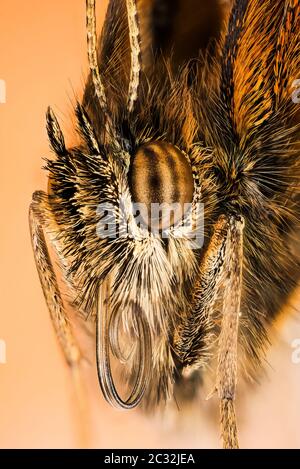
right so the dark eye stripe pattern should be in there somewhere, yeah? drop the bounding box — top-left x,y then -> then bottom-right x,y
129,141 -> 194,204
129,141 -> 194,229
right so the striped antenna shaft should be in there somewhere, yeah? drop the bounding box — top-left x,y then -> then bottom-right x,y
86,0 -> 108,111
126,0 -> 141,113
86,0 -> 116,144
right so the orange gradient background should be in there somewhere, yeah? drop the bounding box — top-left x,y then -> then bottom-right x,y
1,0 -> 300,449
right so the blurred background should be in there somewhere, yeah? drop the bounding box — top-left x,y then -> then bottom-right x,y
1,0 -> 300,449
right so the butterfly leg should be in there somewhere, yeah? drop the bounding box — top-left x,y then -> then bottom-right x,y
29,191 -> 81,366
174,215 -> 230,369
174,215 -> 244,449
29,190 -> 90,446
216,216 -> 244,449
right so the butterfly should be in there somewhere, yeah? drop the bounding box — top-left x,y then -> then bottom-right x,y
29,0 -> 300,448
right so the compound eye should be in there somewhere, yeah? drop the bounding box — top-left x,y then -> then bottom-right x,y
128,141 -> 194,231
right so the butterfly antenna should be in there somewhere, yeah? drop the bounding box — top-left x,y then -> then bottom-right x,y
126,0 -> 142,113
86,0 -> 117,144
